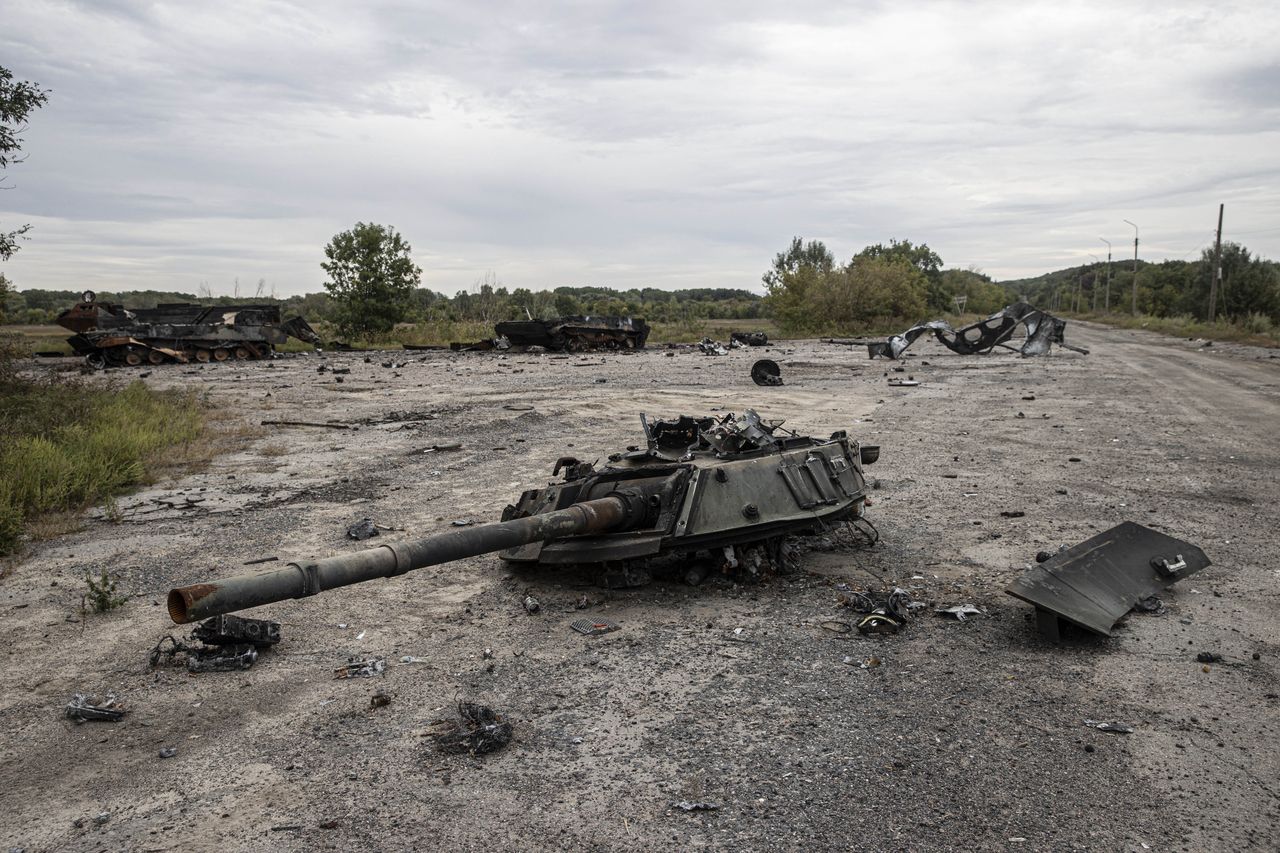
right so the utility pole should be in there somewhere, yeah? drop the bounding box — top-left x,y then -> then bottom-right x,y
1208,203 -> 1224,323
1099,238 -> 1112,312
1123,220 -> 1139,315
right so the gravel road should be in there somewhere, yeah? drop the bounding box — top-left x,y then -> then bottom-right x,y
1,322 -> 1277,852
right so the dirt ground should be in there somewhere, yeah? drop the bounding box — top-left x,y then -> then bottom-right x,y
2,323 -> 1278,852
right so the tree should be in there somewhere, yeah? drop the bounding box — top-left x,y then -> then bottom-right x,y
1,66 -> 50,262
762,237 -> 835,290
854,239 -> 946,310
321,222 -> 422,339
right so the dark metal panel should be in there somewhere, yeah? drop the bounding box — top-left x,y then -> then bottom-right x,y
1006,522 -> 1210,637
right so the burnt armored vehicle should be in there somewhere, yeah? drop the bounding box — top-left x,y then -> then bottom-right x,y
494,315 -> 650,351
56,291 -> 321,367
167,410 -> 878,624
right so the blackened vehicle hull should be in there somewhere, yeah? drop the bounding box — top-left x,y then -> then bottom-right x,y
57,292 -> 320,368
495,316 -> 650,351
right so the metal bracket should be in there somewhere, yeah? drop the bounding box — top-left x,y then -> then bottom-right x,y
1152,554 -> 1187,577
294,562 -> 322,597
381,542 -> 414,577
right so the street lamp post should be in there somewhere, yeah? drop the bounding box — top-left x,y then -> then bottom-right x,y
1122,220 -> 1139,315
1089,254 -> 1101,311
1099,238 -> 1112,312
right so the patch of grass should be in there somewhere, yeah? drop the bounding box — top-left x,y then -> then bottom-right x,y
1069,311 -> 1280,348
0,377 -> 207,556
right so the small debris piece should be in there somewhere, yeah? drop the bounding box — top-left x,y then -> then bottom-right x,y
244,555 -> 279,565
570,618 -> 621,636
750,358 -> 783,386
187,644 -> 257,672
159,747 -> 177,758
1195,652 -> 1223,664
887,379 -> 920,387
1000,511 -> 1026,518
522,594 -> 540,614
935,604 -> 983,621
423,443 -> 463,453
1133,595 -> 1165,614
502,404 -> 535,411
673,801 -> 720,812
429,702 -> 513,755
1084,719 -> 1135,734
574,594 -> 590,610
451,519 -> 474,527
65,693 -> 125,724
333,657 -> 386,679
192,614 -> 281,647
370,690 -> 392,709
347,518 -> 379,540
261,420 -> 352,430
820,620 -> 852,634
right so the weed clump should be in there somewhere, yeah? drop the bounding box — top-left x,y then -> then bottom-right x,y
83,568 -> 127,613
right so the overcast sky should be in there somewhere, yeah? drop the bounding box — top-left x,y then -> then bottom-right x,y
2,1 -> 1278,297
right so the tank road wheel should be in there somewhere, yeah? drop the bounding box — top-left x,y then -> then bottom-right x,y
124,351 -> 143,366
86,352 -> 106,370
148,350 -> 166,365
233,346 -> 250,360
195,349 -> 211,363
212,348 -> 230,362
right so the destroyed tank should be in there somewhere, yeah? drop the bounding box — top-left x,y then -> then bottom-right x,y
56,291 -> 322,367
167,410 -> 878,624
494,315 -> 650,351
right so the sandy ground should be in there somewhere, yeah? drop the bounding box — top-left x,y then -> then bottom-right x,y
1,323 -> 1278,852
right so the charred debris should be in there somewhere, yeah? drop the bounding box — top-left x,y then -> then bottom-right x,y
857,302 -> 1090,360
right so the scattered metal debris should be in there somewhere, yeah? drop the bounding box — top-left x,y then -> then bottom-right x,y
522,594 -> 541,614
841,587 -> 914,635
370,690 -> 392,709
244,555 -> 279,565
698,337 -> 728,356
673,801 -> 721,812
333,657 -> 386,679
187,644 -> 258,672
730,330 -> 769,347
935,604 -> 983,621
570,618 -> 621,636
192,614 -> 281,647
347,518 -> 379,540
158,747 -> 178,758
1133,594 -> 1165,614
1196,651 -> 1223,664
1006,521 -> 1211,640
1084,719 -> 1135,734
65,693 -> 126,723
149,614 -> 280,673
887,378 -> 919,387
867,302 -> 1089,360
751,358 -> 783,386
429,702 -> 513,755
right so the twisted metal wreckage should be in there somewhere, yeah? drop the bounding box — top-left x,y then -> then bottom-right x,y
866,302 -> 1090,360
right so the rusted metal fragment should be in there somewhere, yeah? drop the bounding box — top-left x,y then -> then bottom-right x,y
1005,521 -> 1210,640
495,316 -> 649,351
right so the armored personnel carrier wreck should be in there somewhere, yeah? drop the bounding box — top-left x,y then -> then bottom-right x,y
56,291 -> 321,367
167,409 -> 879,623
494,315 -> 650,351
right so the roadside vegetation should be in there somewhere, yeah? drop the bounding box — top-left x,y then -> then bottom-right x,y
1065,310 -> 1279,348
0,364 -> 207,557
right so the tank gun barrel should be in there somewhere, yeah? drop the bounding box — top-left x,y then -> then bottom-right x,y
167,494 -> 636,624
